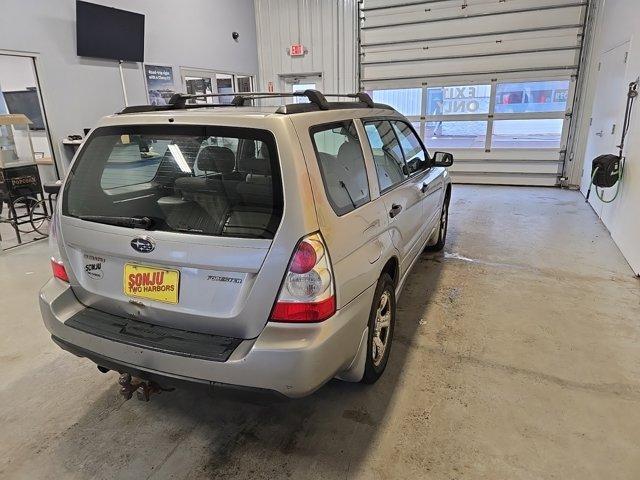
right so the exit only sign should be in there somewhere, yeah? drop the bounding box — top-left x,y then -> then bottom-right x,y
289,44 -> 305,56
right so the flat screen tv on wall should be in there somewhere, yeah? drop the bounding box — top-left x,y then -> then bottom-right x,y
76,1 -> 145,62
3,90 -> 45,130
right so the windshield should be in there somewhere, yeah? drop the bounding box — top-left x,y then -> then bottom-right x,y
63,125 -> 283,239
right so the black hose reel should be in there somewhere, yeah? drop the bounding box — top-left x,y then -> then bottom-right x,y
586,81 -> 638,202
591,153 -> 622,188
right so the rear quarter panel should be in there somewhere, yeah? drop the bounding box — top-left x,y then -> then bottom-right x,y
289,109 -> 398,310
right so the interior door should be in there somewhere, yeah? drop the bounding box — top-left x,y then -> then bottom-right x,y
281,74 -> 323,101
581,41 -> 630,220
180,68 -> 216,104
580,40 -> 640,274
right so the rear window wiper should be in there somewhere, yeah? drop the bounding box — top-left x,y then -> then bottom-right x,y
78,215 -> 156,230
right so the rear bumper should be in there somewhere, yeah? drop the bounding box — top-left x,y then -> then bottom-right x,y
39,278 -> 374,397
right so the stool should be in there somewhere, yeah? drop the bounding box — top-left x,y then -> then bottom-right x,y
43,181 -> 62,213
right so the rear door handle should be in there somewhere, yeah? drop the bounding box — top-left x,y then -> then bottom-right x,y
389,204 -> 403,218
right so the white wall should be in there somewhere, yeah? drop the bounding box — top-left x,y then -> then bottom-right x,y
574,0 -> 640,274
0,55 -> 53,158
254,0 -> 357,95
0,55 -> 37,91
1,0 -> 259,174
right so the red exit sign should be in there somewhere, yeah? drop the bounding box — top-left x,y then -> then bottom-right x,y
289,43 -> 305,56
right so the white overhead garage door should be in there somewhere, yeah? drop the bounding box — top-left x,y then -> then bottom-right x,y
359,0 -> 589,186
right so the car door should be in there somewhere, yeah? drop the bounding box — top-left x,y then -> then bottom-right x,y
390,120 -> 444,240
362,119 -> 425,277
305,119 -> 390,307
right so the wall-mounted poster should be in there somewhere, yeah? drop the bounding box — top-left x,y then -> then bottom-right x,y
144,64 -> 175,105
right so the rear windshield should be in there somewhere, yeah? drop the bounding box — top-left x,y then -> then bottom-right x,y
63,125 -> 283,239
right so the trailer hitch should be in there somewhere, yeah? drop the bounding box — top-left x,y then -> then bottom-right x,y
118,373 -> 174,401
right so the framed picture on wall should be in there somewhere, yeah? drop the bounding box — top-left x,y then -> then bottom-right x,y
143,64 -> 175,105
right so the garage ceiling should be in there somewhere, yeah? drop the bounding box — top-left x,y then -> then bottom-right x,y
359,0 -> 590,186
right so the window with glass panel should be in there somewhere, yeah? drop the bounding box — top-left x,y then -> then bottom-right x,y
368,88 -> 422,116
367,79 -> 571,152
425,121 -> 488,149
492,119 -> 564,149
391,121 -> 427,174
426,85 -> 491,116
494,81 -> 570,114
311,121 -> 370,216
364,121 -> 408,192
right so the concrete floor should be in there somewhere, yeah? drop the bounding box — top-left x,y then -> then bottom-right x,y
1,185 -> 639,479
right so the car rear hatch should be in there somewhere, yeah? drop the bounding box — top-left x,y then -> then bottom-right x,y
58,122 -> 291,339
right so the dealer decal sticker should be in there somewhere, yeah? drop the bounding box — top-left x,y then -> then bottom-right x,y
123,264 -> 180,304
84,254 -> 105,280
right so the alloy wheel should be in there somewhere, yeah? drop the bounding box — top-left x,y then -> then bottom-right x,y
372,290 -> 392,366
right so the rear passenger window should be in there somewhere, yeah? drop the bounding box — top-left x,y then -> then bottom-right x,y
311,121 -> 370,216
64,125 -> 283,239
364,121 -> 408,192
391,121 -> 428,174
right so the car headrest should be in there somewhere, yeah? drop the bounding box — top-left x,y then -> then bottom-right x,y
258,142 -> 270,161
196,146 -> 235,173
337,141 -> 362,164
242,157 -> 271,175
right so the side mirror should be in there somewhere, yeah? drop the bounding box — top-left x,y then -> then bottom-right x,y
433,151 -> 454,167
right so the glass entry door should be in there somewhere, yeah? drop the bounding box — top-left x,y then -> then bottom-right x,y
180,68 -> 255,104
280,74 -> 323,103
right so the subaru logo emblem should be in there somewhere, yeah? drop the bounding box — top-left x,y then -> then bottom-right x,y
131,237 -> 155,253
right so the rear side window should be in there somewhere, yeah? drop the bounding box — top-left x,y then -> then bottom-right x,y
391,121 -> 428,174
311,121 -> 370,216
63,125 -> 283,239
364,121 -> 408,192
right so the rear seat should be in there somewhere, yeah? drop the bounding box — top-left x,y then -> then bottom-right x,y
161,146 -> 234,233
160,143 -> 278,237
224,154 -> 277,238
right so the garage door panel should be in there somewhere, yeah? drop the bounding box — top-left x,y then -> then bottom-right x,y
362,5 -> 585,43
444,149 -> 563,161
363,51 -> 579,82
362,34 -> 581,65
362,0 -> 584,28
450,160 -> 562,174
365,71 -> 575,90
360,0 -> 586,186
450,172 -> 560,186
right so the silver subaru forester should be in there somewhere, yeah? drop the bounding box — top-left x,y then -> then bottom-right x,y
39,90 -> 453,398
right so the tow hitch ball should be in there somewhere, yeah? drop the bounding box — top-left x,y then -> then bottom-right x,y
118,373 -> 173,401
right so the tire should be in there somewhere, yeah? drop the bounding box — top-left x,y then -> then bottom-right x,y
425,192 -> 450,252
29,199 -> 51,236
9,196 -> 38,234
361,273 -> 396,384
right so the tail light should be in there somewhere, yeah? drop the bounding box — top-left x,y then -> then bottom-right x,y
270,232 -> 336,322
51,257 -> 69,283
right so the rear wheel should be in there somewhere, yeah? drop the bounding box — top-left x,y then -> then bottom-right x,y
361,273 -> 396,384
425,192 -> 450,252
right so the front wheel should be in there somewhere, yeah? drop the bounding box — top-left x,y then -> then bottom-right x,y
425,193 -> 450,252
361,273 -> 396,384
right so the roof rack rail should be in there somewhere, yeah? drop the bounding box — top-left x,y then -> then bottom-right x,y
117,90 -> 393,115
229,90 -> 379,110
118,93 -> 236,114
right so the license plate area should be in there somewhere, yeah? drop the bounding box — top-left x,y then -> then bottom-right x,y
123,263 -> 180,304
